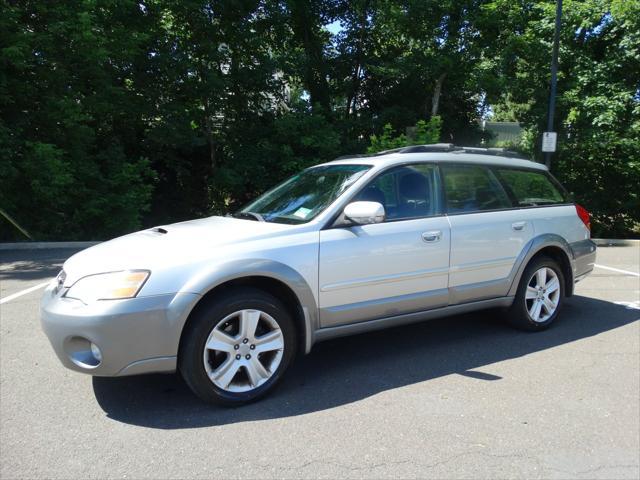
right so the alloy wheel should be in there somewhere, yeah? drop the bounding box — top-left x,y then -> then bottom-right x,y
525,267 -> 561,323
202,309 -> 284,392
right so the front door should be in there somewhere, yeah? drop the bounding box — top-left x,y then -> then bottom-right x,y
318,163 -> 451,328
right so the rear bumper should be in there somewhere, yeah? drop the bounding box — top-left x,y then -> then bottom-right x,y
40,281 -> 200,376
571,239 -> 597,282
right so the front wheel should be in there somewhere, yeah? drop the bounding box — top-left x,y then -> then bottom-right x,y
179,288 -> 296,406
506,256 -> 565,331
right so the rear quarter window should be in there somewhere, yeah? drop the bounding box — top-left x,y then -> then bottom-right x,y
496,169 -> 567,206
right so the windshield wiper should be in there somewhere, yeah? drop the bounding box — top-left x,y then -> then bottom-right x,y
233,211 -> 265,222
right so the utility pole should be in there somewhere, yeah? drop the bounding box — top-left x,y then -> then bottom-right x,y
543,0 -> 563,168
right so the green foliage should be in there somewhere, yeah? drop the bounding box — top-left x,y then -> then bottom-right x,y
367,124 -> 406,153
209,109 -> 342,214
368,117 -> 442,153
484,0 -> 640,236
0,0 -> 155,240
0,0 -> 637,239
555,135 -> 640,238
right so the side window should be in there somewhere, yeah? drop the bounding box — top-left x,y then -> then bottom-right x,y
496,168 -> 567,206
442,164 -> 512,213
356,164 -> 438,220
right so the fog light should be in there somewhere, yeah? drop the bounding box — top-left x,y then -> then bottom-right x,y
90,343 -> 102,363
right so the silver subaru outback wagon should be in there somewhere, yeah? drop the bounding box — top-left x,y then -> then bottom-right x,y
41,144 -> 597,405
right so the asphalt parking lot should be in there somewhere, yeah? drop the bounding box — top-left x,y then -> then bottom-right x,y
1,245 -> 638,479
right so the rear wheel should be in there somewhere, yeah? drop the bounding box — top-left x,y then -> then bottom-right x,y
506,256 -> 565,331
179,288 -> 296,406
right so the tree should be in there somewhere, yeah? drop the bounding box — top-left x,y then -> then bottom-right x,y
481,0 -> 640,236
368,117 -> 442,153
1,0 -> 637,240
0,1 -> 154,240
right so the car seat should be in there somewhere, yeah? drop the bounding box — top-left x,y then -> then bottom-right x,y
398,172 -> 430,217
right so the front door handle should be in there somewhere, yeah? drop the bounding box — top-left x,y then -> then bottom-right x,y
422,230 -> 442,242
512,221 -> 527,231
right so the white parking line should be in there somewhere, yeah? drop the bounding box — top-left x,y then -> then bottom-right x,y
594,264 -> 640,277
0,281 -> 51,305
615,301 -> 640,310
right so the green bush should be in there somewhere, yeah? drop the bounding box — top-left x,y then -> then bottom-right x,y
367,117 -> 442,153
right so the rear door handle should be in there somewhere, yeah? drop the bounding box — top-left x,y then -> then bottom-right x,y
422,230 -> 442,242
512,221 -> 527,231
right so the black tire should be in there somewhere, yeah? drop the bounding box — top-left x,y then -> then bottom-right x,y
506,255 -> 565,331
178,287 -> 297,406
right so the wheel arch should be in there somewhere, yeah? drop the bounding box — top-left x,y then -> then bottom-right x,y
509,235 -> 575,298
177,260 -> 318,357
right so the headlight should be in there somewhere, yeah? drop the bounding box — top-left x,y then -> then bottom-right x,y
65,270 -> 150,303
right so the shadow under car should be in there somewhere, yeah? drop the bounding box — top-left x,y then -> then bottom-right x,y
92,295 -> 639,429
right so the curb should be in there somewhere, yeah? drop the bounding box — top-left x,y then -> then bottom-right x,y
0,241 -> 101,251
592,239 -> 640,247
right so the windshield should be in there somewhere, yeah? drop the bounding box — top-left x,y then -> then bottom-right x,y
236,164 -> 371,224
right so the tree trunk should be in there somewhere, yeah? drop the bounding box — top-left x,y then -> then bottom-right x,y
204,96 -> 216,174
345,1 -> 369,118
345,64 -> 360,117
431,73 -> 446,117
208,126 -> 216,172
287,0 -> 331,114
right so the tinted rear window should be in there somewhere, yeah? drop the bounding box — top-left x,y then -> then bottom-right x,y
442,165 -> 512,213
496,169 -> 567,206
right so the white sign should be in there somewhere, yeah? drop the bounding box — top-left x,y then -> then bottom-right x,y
542,132 -> 557,152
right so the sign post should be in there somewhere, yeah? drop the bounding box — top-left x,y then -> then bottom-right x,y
544,0 -> 563,168
542,132 -> 557,153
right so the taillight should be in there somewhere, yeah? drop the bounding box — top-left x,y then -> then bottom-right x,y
575,204 -> 591,230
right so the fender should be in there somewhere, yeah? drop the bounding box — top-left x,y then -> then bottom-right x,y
180,258 -> 319,353
507,233 -> 575,297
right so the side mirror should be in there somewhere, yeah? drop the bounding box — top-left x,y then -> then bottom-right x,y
343,201 -> 385,225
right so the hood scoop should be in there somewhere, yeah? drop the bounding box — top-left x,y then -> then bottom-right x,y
151,227 -> 168,234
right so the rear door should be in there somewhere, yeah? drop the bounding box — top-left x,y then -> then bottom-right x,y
442,163 -> 534,304
318,163 -> 451,328
493,167 -> 581,240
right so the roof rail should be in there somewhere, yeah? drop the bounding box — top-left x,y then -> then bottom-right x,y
333,147 -> 406,160
334,144 -> 456,160
333,144 -> 530,161
451,146 -> 529,160
396,143 -> 456,153
400,144 -> 528,159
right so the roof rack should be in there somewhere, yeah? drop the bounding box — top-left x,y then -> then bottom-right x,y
452,146 -> 528,159
333,144 -> 529,161
396,143 -> 456,153
334,144 -> 456,160
333,147 -> 403,160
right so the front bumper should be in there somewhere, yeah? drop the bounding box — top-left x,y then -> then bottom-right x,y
40,281 -> 200,376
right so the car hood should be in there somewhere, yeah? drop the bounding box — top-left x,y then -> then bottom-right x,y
61,216 -> 292,286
